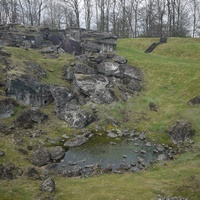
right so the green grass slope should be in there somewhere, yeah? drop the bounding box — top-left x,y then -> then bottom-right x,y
0,38 -> 200,200
110,38 -> 200,144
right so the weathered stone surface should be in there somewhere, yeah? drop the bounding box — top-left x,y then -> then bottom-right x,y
0,98 -> 18,119
97,62 -> 121,77
49,146 -> 65,161
14,109 -> 48,128
148,102 -> 159,112
24,167 -> 40,180
64,135 -> 89,147
121,65 -> 144,81
73,74 -> 115,104
6,77 -> 53,107
114,55 -> 127,64
60,39 -> 82,55
82,41 -> 101,53
50,86 -> 73,108
0,150 -> 5,156
50,85 -> 96,128
63,109 -> 96,128
0,26 -> 144,130
168,121 -> 195,143
40,177 -> 55,193
128,79 -> 143,92
73,63 -> 97,74
139,132 -> 146,140
157,154 -> 167,161
188,95 -> 200,106
87,53 -> 107,64
0,163 -> 22,180
107,131 -> 118,138
30,148 -> 50,167
0,164 -> 14,180
48,33 -> 63,45
74,75 -> 109,95
41,46 -> 58,54
24,62 -> 46,78
62,66 -> 75,82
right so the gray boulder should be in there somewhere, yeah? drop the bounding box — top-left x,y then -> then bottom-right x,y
62,66 -> 75,82
0,98 -> 18,119
0,164 -> 14,180
14,109 -> 48,128
168,121 -> 195,144
81,30 -> 117,53
64,135 -> 89,147
50,85 -> 96,128
40,177 -> 55,193
6,77 -> 53,107
50,86 -> 73,108
60,39 -> 82,55
30,148 -> 50,167
90,89 -> 115,104
74,74 -> 109,95
24,62 -> 46,78
24,167 -> 40,180
148,102 -> 159,112
188,95 -> 200,106
73,63 -> 97,74
49,146 -> 65,161
48,33 -> 63,45
97,62 -> 121,77
74,74 -> 114,104
128,79 -> 143,92
63,109 -> 96,128
121,65 -> 144,81
0,150 -> 5,156
114,55 -> 127,64
82,41 -> 101,53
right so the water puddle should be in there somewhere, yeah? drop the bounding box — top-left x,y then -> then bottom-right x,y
55,135 -> 171,176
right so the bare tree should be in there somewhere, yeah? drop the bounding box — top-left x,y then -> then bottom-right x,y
189,0 -> 200,37
0,0 -> 18,24
100,0 -> 105,32
59,0 -> 81,28
83,0 -> 93,30
140,0 -> 157,37
125,0 -> 141,37
167,0 -> 190,36
155,0 -> 167,36
43,1 -> 64,29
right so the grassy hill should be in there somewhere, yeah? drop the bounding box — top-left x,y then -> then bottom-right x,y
0,37 -> 200,200
111,38 -> 200,144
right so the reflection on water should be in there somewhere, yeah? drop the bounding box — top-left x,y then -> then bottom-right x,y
56,136 -> 165,173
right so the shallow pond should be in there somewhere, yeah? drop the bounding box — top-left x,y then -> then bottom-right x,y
56,135 -> 168,176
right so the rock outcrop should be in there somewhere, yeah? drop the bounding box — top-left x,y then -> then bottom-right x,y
6,76 -> 53,107
188,95 -> 200,106
40,177 -> 55,193
0,98 -> 18,119
63,135 -> 89,147
14,109 -> 48,128
0,25 -> 144,129
49,146 -> 65,161
30,147 -> 50,167
0,25 -> 117,54
168,121 -> 195,144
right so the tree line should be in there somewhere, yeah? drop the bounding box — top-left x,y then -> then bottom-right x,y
0,0 -> 200,37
